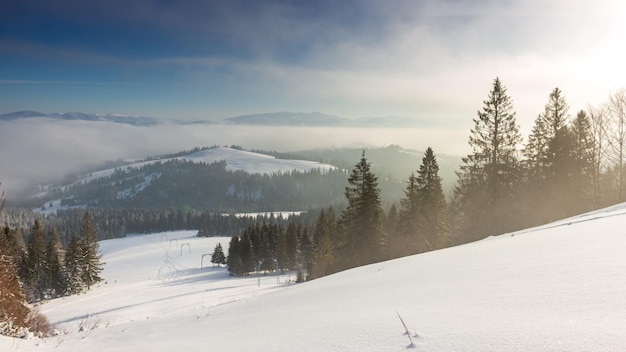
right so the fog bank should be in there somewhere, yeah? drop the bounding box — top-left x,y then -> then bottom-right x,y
0,119 -> 467,199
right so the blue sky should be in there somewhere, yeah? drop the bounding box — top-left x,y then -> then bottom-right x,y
1,0 -> 625,126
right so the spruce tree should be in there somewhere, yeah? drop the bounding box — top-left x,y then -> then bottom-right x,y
44,227 -> 66,298
398,172 -> 420,255
64,235 -> 84,294
284,222 -> 298,270
211,243 -> 226,266
337,151 -> 386,269
22,220 -> 47,302
415,147 -> 447,251
523,88 -> 572,222
454,77 -> 522,240
311,207 -> 336,279
78,212 -> 103,289
570,110 -> 596,211
524,87 -> 570,180
226,235 -> 243,276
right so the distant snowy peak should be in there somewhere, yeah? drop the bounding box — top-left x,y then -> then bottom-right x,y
0,111 -> 160,126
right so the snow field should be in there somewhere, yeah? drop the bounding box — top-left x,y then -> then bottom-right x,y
3,203 -> 626,351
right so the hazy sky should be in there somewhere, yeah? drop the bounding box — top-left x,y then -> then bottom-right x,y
1,0 -> 625,198
1,0 -> 624,127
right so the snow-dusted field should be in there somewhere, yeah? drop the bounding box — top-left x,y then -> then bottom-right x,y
4,204 -> 626,351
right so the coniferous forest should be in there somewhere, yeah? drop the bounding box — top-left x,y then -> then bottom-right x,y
2,79 -> 626,335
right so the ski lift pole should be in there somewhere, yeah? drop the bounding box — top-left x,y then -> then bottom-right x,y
274,259 -> 279,284
257,260 -> 261,287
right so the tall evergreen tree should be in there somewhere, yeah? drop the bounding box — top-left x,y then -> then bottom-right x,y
523,87 -> 572,222
226,235 -> 244,276
78,212 -> 103,289
284,222 -> 298,271
569,110 -> 596,213
454,77 -> 522,240
311,207 -> 336,279
337,151 -> 386,269
22,220 -> 47,301
44,227 -> 66,298
398,173 -> 420,255
415,147 -> 448,251
524,87 -> 570,179
64,234 -> 84,294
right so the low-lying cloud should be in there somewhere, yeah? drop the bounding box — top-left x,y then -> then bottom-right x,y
0,119 -> 468,199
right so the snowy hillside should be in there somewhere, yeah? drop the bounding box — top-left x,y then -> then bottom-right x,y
4,204 -> 626,351
73,146 -> 336,185
33,146 -> 338,213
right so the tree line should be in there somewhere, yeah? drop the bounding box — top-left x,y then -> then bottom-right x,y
225,148 -> 447,279
452,79 -> 626,242
0,209 -> 103,336
224,79 -> 626,281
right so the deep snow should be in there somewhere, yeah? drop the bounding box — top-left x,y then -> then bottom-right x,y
3,204 -> 626,351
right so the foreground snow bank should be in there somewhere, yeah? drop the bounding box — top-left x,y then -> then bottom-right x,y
3,204 -> 626,351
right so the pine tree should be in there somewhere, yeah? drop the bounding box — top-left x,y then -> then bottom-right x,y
311,208 -> 336,279
398,172 -> 420,255
415,147 -> 448,251
78,212 -> 103,289
226,235 -> 243,276
523,87 -> 572,222
211,243 -> 226,266
454,77 -> 522,240
64,235 -> 84,294
284,222 -> 298,270
22,220 -> 47,302
337,151 -> 386,269
44,227 -> 66,298
524,87 -> 570,179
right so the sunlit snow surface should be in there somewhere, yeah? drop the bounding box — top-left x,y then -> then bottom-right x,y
4,204 -> 626,351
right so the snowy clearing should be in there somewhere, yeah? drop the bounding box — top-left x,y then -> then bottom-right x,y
3,203 -> 626,351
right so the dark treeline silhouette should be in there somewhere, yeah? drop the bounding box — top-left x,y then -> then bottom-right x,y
0,207 -> 324,244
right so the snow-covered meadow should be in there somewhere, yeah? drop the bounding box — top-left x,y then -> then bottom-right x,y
3,203 -> 626,351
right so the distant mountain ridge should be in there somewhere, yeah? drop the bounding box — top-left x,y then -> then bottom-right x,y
0,110 -> 160,126
222,112 -> 352,126
0,110 -> 427,127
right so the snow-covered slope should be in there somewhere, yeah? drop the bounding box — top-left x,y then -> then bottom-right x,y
73,146 -> 335,185
4,204 -> 626,351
